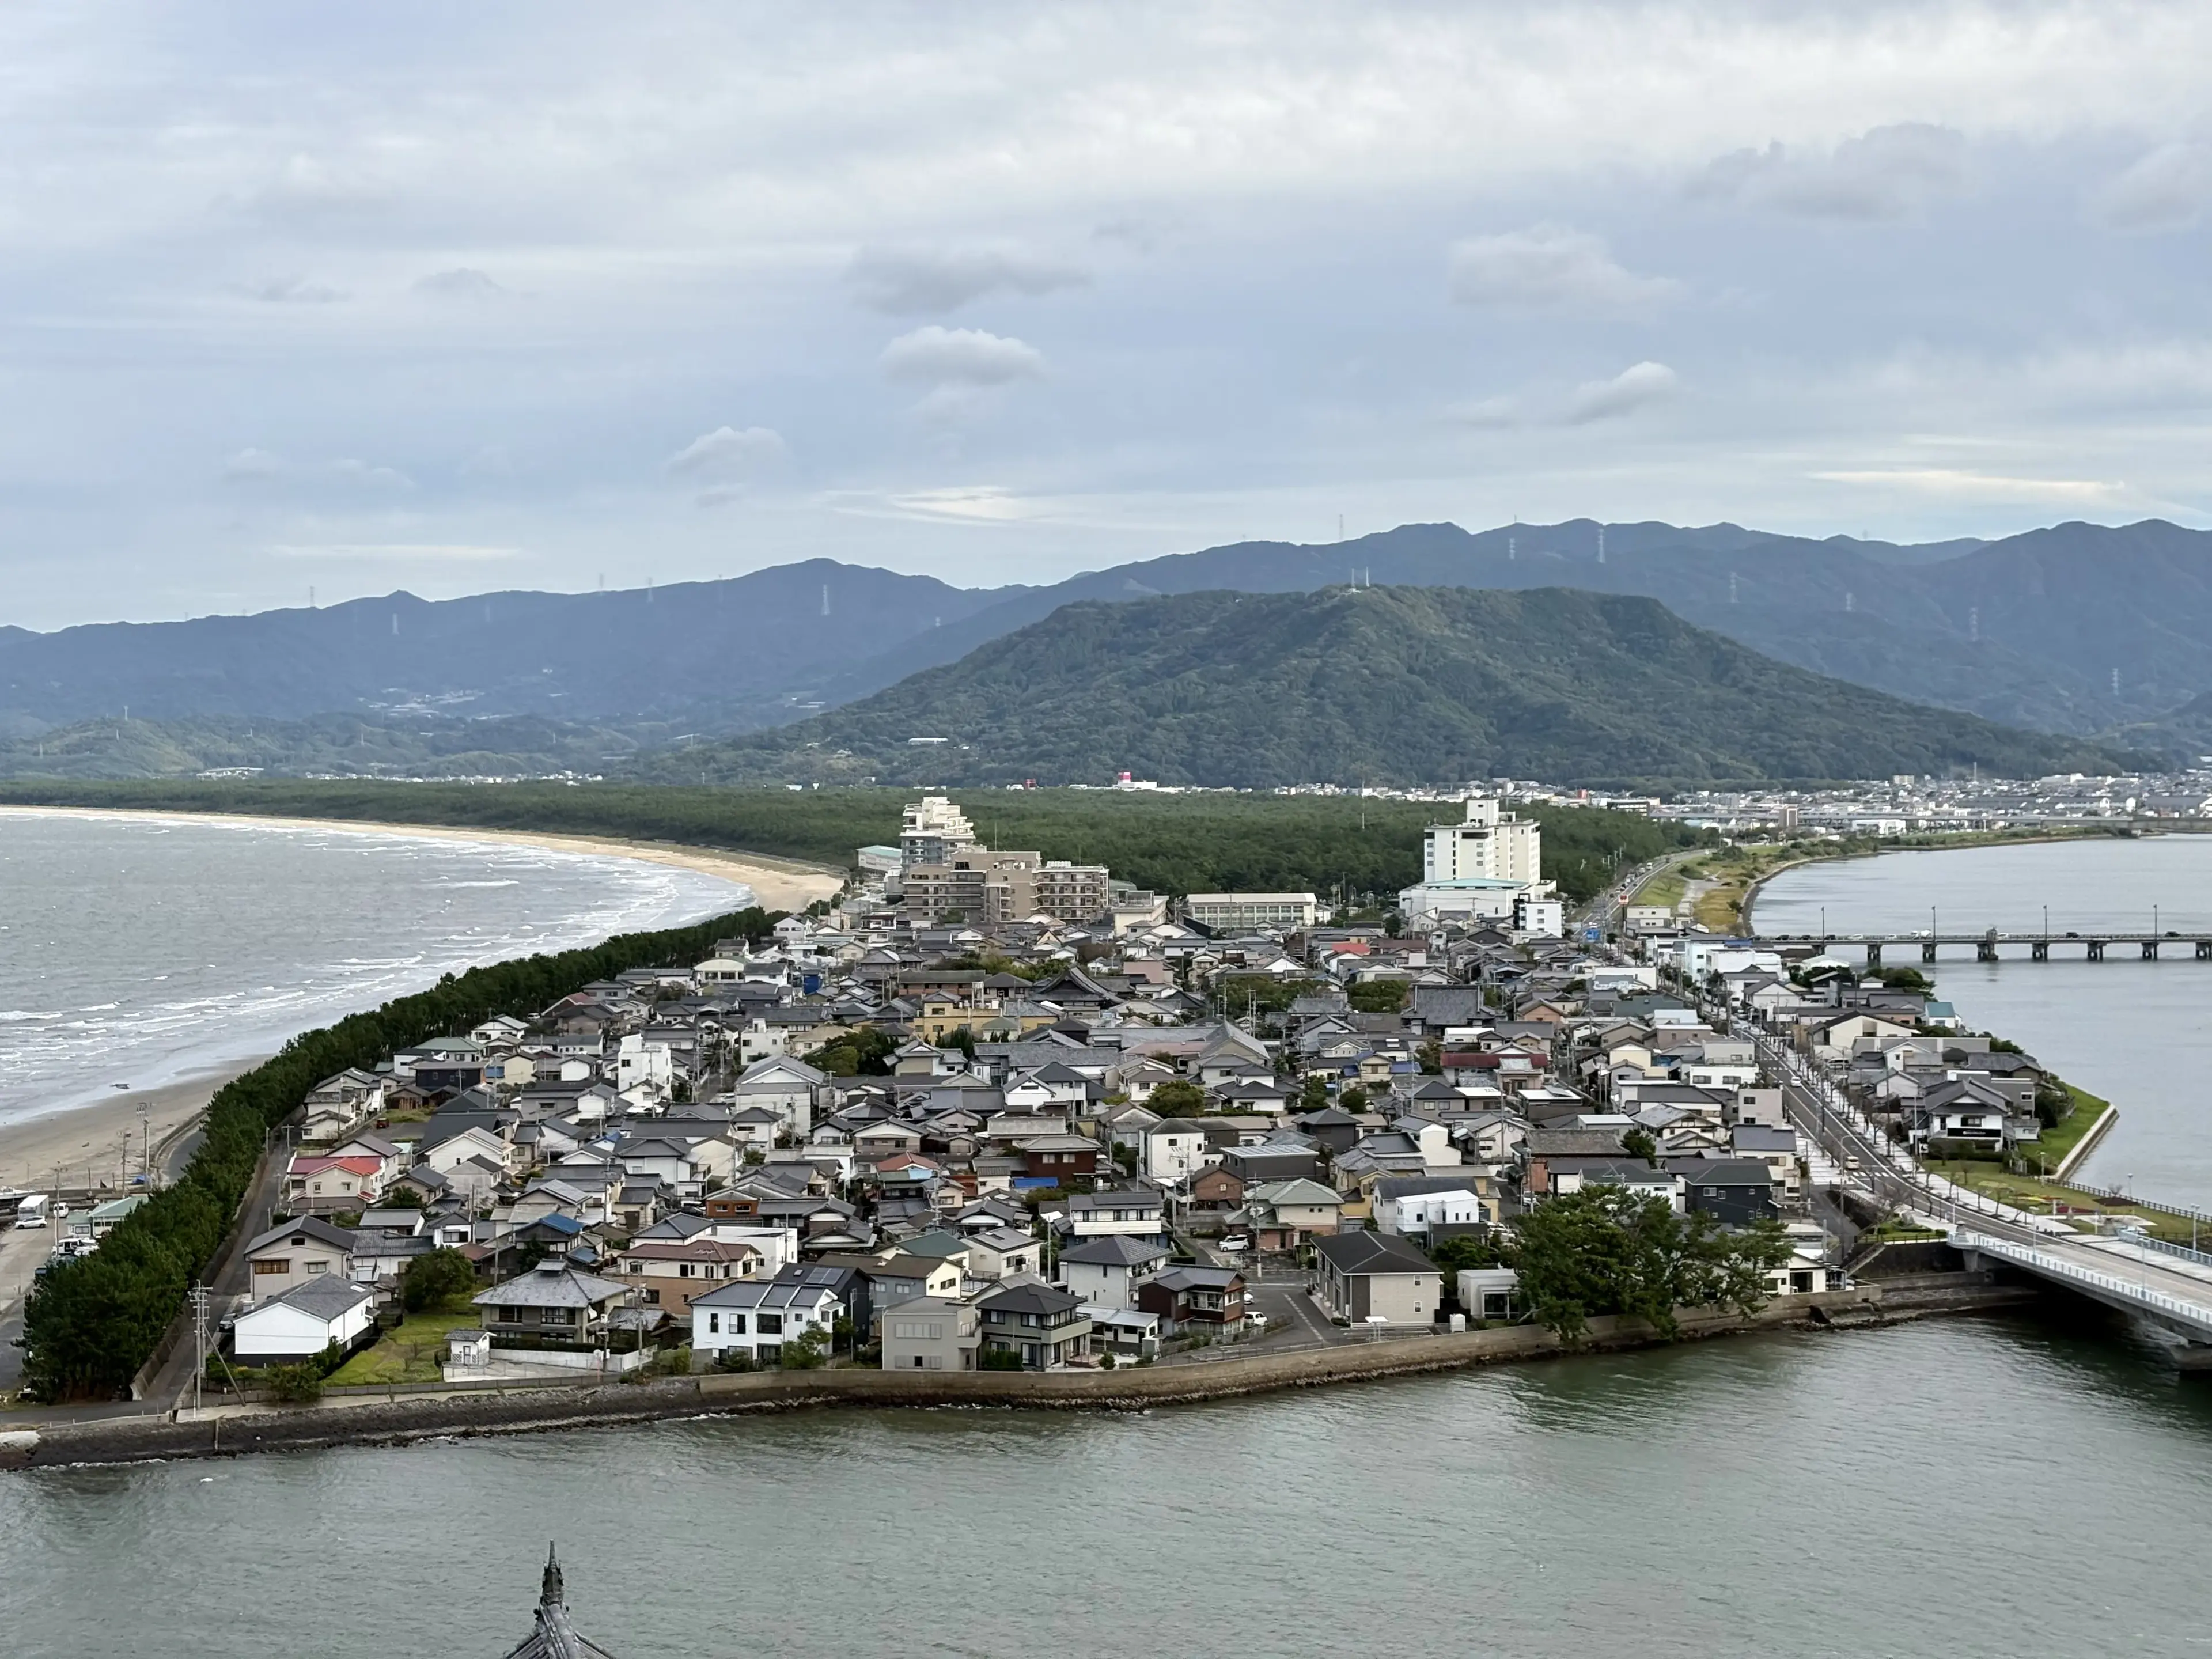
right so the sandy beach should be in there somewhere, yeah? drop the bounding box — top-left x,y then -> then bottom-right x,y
0,804 -> 846,917
0,1064 -> 251,1196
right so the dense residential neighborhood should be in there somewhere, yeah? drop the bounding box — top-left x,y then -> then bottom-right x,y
171,790 -> 2032,1390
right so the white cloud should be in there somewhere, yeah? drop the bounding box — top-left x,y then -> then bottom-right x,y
331,459 -> 414,490
1448,225 -> 1679,313
1564,361 -> 1679,424
1692,123 -> 1967,219
1812,468 -> 2126,505
413,267 -> 506,300
880,326 -> 1047,385
223,447 -> 283,481
2093,142 -> 2212,230
666,425 -> 789,480
848,245 -> 1088,314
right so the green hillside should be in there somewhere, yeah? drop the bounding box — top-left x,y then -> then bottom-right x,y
667,586 -> 2144,787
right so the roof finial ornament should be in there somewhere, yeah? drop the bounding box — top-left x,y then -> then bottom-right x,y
541,1543 -> 564,1609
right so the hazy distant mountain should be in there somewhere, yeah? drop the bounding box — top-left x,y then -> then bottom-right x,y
0,560 -> 1002,732
3,517 -> 2207,751
663,586 -> 2143,789
0,711 -> 657,781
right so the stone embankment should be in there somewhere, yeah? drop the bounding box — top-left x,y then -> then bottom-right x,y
0,1276 -> 2034,1472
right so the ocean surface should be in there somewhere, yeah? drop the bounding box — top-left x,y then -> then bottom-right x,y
1753,834 -> 2212,1208
0,810 -> 750,1130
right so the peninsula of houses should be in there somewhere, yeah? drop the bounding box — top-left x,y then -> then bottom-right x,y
200,792 -> 2040,1389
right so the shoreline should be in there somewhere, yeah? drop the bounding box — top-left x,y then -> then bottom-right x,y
1737,827 -> 2128,935
0,804 -> 846,917
0,1276 -> 2036,1469
0,1063 -> 252,1196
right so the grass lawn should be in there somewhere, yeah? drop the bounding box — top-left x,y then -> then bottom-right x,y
2014,1085 -> 2112,1176
327,1302 -> 483,1386
1922,1158 -> 2199,1244
1636,868 -> 1688,910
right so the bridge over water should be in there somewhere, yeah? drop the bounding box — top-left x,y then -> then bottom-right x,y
1741,931 -> 2212,967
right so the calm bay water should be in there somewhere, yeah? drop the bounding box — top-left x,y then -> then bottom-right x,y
0,810 -> 749,1129
5,826 -> 2212,1656
3,1315 -> 2210,1657
1753,835 -> 2212,1207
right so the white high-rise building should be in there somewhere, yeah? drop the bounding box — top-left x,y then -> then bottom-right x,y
899,795 -> 978,870
1421,797 -> 1541,885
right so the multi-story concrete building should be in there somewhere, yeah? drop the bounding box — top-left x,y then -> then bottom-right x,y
1421,796 -> 1542,885
899,794 -> 978,870
1183,892 -> 1320,931
903,847 -> 1109,926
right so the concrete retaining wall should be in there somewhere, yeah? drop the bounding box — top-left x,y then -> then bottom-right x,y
0,1279 -> 2037,1472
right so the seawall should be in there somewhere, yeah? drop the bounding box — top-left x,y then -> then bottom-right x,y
0,1277 -> 2035,1471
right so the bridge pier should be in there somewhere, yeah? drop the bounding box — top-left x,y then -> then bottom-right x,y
1976,940 -> 1999,963
2031,940 -> 2049,961
1922,942 -> 1937,964
2087,940 -> 2106,961
2199,940 -> 2212,961
1864,943 -> 1882,971
2143,939 -> 2160,960
2172,1343 -> 2212,1376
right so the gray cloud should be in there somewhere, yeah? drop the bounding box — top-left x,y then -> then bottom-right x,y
1564,361 -> 1679,423
880,326 -> 1047,385
2093,142 -> 2212,230
1448,225 -> 1680,312
848,245 -> 1088,315
240,274 -> 346,304
413,267 -> 506,300
1692,123 -> 1967,219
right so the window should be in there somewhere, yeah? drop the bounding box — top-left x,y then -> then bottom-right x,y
253,1260 -> 288,1276
708,1312 -> 720,1334
305,1260 -> 328,1275
758,1313 -> 784,1335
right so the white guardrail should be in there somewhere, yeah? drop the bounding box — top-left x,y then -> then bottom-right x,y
1953,1231 -> 2212,1330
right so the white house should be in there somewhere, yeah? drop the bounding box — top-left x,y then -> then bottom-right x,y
232,1276 -> 377,1362
615,1032 -> 676,1097
689,1271 -> 842,1366
1142,1119 -> 1212,1184
731,1056 -> 827,1138
1373,1177 -> 1488,1237
1057,1234 -> 1170,1307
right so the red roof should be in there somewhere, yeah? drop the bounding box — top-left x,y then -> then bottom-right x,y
288,1154 -> 382,1177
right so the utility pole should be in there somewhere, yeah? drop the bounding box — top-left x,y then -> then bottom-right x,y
190,1282 -> 209,1419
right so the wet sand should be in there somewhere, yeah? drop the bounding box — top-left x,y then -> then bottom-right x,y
0,1064 -> 251,1195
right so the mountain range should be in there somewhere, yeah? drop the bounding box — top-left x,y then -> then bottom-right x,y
0,515 -> 2205,781
657,586 -> 2142,789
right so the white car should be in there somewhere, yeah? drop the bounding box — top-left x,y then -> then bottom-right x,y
1220,1234 -> 1249,1253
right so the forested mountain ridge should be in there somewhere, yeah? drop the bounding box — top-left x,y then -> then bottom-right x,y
7,518 -> 2211,752
666,586 -> 2145,789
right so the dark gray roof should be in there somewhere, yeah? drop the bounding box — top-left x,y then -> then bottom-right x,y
1310,1231 -> 1438,1277
252,1275 -> 375,1321
246,1216 -> 357,1255
1058,1234 -> 1171,1267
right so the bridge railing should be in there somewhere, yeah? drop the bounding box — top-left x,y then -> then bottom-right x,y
1954,1231 -> 2212,1328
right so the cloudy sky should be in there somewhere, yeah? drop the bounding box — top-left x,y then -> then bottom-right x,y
3,2 -> 2211,626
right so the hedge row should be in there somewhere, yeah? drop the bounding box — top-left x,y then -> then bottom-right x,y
18,904 -> 778,1402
